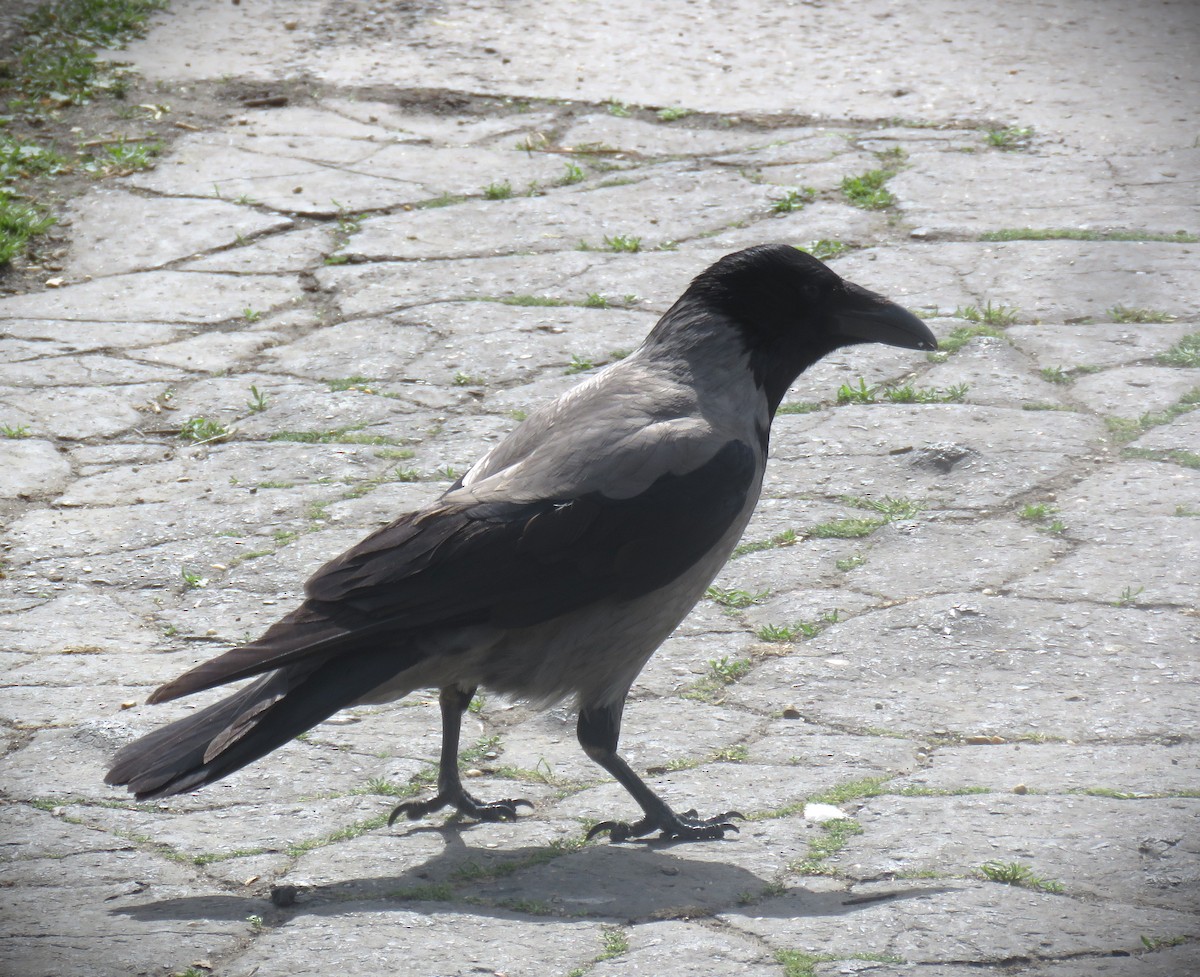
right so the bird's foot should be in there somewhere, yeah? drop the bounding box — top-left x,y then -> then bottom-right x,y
587,807 -> 743,843
388,788 -> 532,827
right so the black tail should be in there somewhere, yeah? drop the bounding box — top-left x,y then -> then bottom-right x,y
105,650 -> 412,800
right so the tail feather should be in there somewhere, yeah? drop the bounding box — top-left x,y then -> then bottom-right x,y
106,649 -> 413,799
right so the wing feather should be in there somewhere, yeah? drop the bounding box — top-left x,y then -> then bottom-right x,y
149,439 -> 756,703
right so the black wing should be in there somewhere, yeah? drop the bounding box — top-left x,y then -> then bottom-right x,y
149,439 -> 756,702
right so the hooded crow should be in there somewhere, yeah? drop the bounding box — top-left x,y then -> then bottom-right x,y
106,244 -> 937,842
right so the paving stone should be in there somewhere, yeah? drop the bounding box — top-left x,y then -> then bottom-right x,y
348,140 -> 578,196
682,200 -> 891,253
727,595 -> 1200,742
845,794 -> 1199,912
830,515 -> 1062,601
832,242 -> 1200,322
591,920 -> 780,977
0,384 -> 145,439
258,315 -> 431,381
180,224 -> 337,273
558,113 -> 789,158
1,317 -> 185,351
1009,517 -> 1197,607
347,165 -> 773,259
1007,322 -> 1196,371
0,270 -> 301,323
1067,364 -> 1200,417
0,351 -> 181,387
126,328 -> 285,373
472,823 -> 815,919
765,404 -> 1106,508
0,590 -> 158,654
890,149 -> 1199,236
905,742 -> 1200,796
917,335 -> 1066,407
224,906 -> 602,977
1132,410 -> 1200,454
126,133 -> 427,216
401,302 -> 655,389
0,844 -> 249,977
725,880 -> 1198,967
331,100 -> 564,149
0,438 -> 70,499
64,189 -> 293,278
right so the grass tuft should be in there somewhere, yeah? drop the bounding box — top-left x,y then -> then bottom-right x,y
980,228 -> 1197,243
841,169 -> 894,209
978,860 -> 1064,893
1156,333 -> 1199,366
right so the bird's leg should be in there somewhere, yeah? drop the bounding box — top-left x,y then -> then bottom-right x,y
578,701 -> 741,842
389,685 -> 531,826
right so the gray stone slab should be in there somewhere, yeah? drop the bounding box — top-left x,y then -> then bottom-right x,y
74,794 -> 393,861
591,920 -> 780,977
906,742 -> 1200,796
0,270 -> 301,323
0,318 -> 185,351
180,224 -> 337,273
727,594 -> 1200,742
322,99 -> 564,149
1049,459 -> 1200,521
725,880 -> 1198,965
126,134 -> 428,216
346,165 -> 773,259
472,821 -> 817,918
0,351 -> 181,387
765,404 -> 1106,508
55,441 -> 383,507
0,438 -> 70,499
558,113 -> 791,158
891,148 -> 1200,236
258,315 -> 431,380
126,328 -> 284,373
830,515 -> 1062,601
0,845 -> 249,977
125,0 -> 1200,153
64,189 -> 293,278
747,730 -> 920,775
223,906 -> 602,977
1068,365 -> 1200,418
1010,517 -> 1197,607
1132,410 -> 1200,454
348,141 -> 580,197
831,242 -> 1200,322
848,794 -> 1199,912
401,302 -> 654,390
0,590 -> 158,654
1008,322 -> 1197,371
917,336 -> 1068,407
682,200 -> 891,254
0,384 -> 144,439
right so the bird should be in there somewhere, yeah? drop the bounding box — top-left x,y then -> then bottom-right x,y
106,243 -> 937,842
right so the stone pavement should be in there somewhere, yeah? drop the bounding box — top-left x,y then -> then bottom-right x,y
1,0 -> 1198,974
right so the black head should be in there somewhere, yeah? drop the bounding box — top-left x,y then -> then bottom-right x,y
669,244 -> 937,413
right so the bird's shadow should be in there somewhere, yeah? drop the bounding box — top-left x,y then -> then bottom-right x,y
114,820 -> 954,924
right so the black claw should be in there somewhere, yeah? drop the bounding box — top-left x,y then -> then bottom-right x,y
587,808 -> 743,843
389,791 -> 533,827
587,818 -> 652,842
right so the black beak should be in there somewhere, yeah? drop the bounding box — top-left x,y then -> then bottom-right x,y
832,281 -> 938,351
